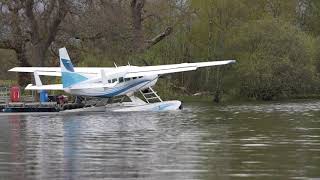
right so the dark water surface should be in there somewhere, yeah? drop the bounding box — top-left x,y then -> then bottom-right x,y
0,101 -> 320,180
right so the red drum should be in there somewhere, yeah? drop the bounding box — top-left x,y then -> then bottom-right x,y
10,86 -> 20,102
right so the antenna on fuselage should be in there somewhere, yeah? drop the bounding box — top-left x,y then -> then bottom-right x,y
114,62 -> 118,68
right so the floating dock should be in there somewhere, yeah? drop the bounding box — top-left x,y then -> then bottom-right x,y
0,86 -> 90,113
0,86 -> 182,113
0,102 -> 89,113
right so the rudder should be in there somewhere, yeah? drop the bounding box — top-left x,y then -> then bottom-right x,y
59,47 -> 88,88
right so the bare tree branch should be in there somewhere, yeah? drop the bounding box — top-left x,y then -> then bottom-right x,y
129,0 -> 173,52
145,27 -> 172,49
77,32 -> 104,41
45,0 -> 68,48
25,0 -> 40,43
42,0 -> 56,22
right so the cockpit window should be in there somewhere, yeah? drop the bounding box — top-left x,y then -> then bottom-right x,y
138,76 -> 143,78
124,78 -> 130,82
112,78 -> 117,83
108,80 -> 111,83
133,77 -> 137,80
119,77 -> 124,83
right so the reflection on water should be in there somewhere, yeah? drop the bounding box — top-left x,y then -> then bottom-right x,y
0,101 -> 320,179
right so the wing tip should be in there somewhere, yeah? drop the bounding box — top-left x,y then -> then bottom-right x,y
8,67 -> 17,72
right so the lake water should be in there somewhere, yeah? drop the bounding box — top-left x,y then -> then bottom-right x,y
0,101 -> 319,180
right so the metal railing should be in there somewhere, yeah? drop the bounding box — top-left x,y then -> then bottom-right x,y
0,86 -> 9,105
0,86 -> 36,104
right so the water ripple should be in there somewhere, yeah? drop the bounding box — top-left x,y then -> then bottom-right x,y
0,103 -> 319,179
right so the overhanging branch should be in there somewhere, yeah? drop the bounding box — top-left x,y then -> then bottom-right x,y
145,26 -> 172,49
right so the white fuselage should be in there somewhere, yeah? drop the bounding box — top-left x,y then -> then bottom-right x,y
64,75 -> 158,97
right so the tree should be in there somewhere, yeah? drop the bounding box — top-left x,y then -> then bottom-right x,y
227,19 -> 317,100
0,0 -> 69,85
298,0 -> 320,35
130,0 -> 173,52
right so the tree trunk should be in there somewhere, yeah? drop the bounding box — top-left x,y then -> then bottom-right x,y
32,44 -> 47,66
213,91 -> 220,103
130,0 -> 172,53
16,48 -> 32,87
213,67 -> 221,103
130,0 -> 145,52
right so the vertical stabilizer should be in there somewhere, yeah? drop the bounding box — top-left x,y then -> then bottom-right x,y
59,47 -> 88,88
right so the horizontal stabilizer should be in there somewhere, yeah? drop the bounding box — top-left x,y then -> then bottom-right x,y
25,84 -> 64,90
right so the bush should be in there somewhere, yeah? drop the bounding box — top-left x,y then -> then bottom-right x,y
227,18 -> 319,100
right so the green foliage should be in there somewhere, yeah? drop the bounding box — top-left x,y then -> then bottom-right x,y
135,0 -> 320,101
227,19 -> 319,100
2,0 -> 320,101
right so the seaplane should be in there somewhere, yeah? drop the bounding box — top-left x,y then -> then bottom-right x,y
9,47 -> 235,111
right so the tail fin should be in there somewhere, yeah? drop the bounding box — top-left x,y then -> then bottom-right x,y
59,47 -> 88,88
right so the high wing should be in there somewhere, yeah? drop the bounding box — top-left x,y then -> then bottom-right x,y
25,84 -> 64,90
124,60 -> 235,78
24,83 -> 118,90
9,60 -> 235,78
9,67 -> 115,76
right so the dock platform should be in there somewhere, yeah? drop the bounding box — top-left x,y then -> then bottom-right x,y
0,86 -> 93,113
1,102 -> 60,112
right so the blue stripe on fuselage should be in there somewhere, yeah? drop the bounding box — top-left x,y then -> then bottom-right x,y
101,80 -> 149,97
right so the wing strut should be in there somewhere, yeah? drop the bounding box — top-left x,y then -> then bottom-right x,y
34,71 -> 43,86
101,69 -> 108,84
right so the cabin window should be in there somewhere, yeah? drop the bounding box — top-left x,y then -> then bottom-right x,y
119,77 -> 124,83
124,78 -> 130,82
112,78 -> 117,83
108,80 -> 111,83
133,77 -> 137,80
